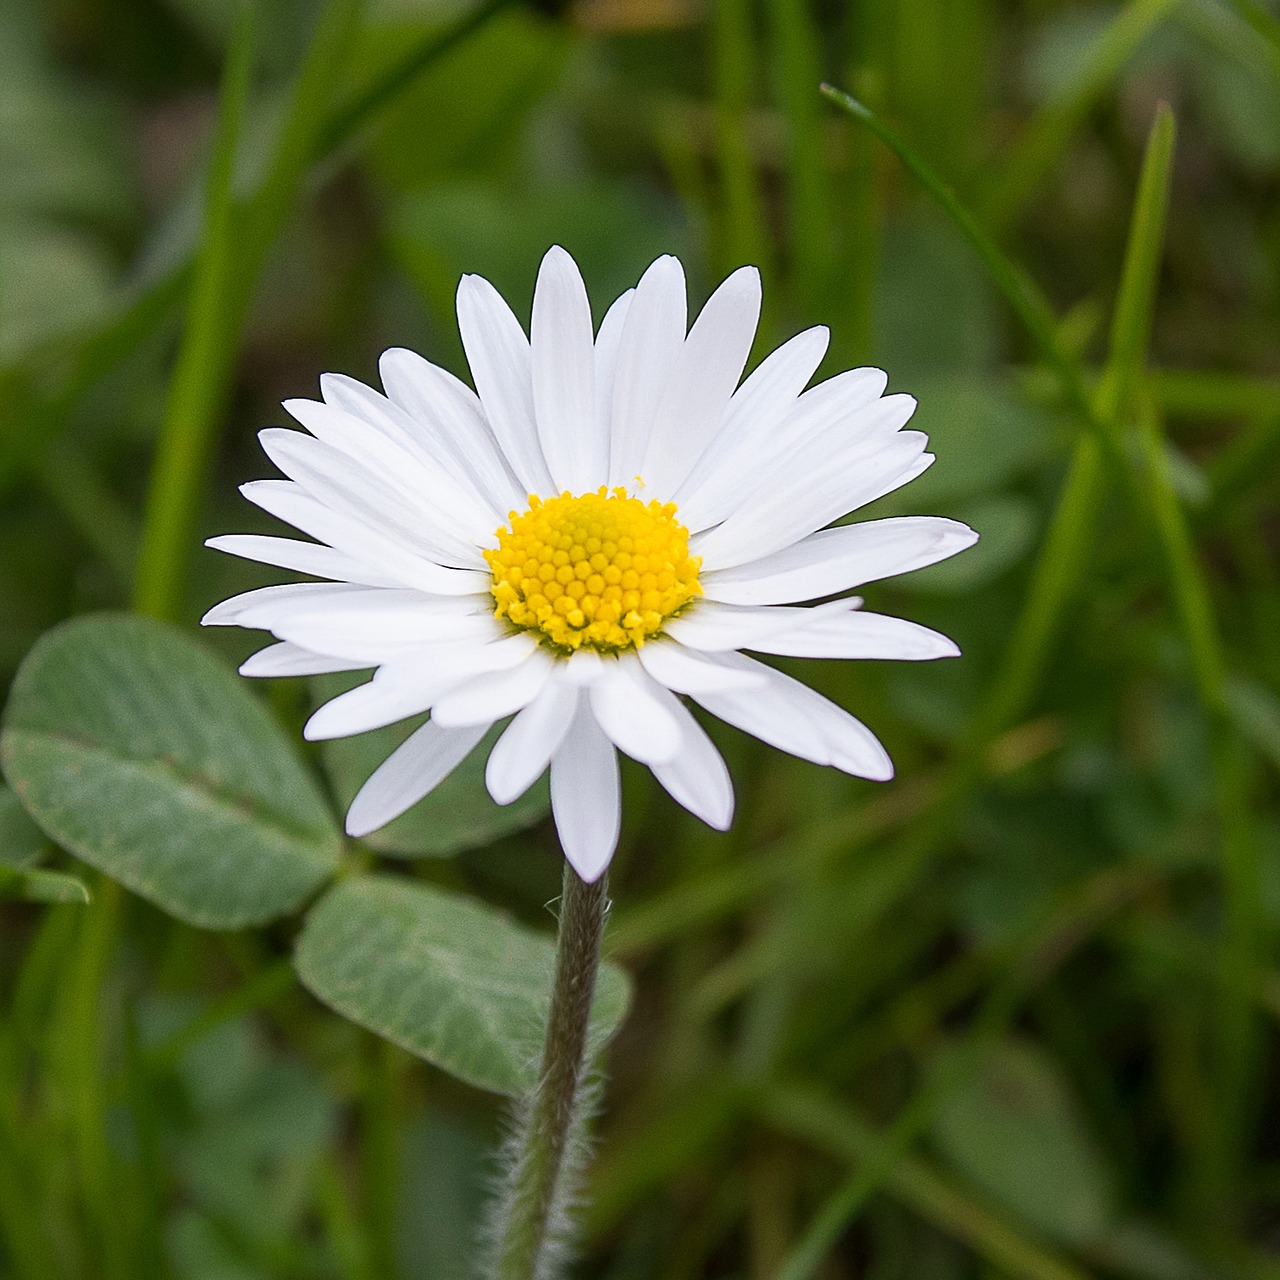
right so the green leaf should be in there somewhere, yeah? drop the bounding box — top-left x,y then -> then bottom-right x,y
295,874 -> 632,1097
317,675 -> 549,858
0,864 -> 91,904
931,1038 -> 1117,1246
0,782 -> 45,869
0,613 -> 341,929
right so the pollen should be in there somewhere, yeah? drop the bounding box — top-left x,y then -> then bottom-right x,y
485,487 -> 702,653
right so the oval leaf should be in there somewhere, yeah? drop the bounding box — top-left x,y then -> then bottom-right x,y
0,783 -> 46,870
0,614 -> 342,929
931,1037 -> 1117,1245
295,874 -> 631,1096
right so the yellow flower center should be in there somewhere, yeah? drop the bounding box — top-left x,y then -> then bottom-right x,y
485,486 -> 702,653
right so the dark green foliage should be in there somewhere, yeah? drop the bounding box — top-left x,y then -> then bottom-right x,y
1,0 -> 1279,1276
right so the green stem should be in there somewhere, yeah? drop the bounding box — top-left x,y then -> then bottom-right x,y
492,865 -> 608,1280
132,1 -> 258,621
711,0 -> 769,280
63,877 -> 128,1280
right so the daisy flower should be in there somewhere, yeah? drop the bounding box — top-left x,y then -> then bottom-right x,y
203,247 -> 976,882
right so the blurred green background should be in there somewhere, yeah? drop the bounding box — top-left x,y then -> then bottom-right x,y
2,0 -> 1280,1276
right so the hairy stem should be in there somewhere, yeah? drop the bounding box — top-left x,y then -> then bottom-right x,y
491,864 -> 608,1280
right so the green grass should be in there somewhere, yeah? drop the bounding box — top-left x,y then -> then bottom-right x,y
2,0 -> 1279,1277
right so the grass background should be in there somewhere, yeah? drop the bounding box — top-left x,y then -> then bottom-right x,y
3,0 -> 1280,1276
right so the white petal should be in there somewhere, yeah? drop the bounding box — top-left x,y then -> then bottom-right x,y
640,265 -> 761,496
238,641 -> 370,678
201,582 -> 376,627
304,635 -> 536,740
693,652 -> 894,780
346,720 -> 491,838
456,272 -> 556,495
662,599 -> 843,652
271,599 -> 500,664
693,426 -> 930,570
550,705 -> 621,883
304,668 -> 440,741
607,255 -> 686,488
745,610 -> 961,660
239,480 -> 487,596
209,583 -> 478,635
593,287 -> 634,476
588,656 -> 684,764
307,377 -> 506,528
377,348 -> 525,514
678,360 -> 885,532
675,325 -> 829,520
430,649 -> 555,728
701,516 -> 978,605
531,246 -> 597,493
644,685 -> 734,830
636,637 -> 767,692
257,427 -> 486,568
561,647 -> 605,687
205,534 -> 400,588
485,678 -> 580,805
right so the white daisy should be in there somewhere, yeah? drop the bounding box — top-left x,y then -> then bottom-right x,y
203,247 -> 977,882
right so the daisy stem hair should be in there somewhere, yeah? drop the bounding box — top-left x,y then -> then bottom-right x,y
492,864 -> 608,1280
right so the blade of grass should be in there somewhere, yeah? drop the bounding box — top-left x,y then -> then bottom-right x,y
768,0 -> 834,307
773,865 -> 1152,1280
0,1108 -> 67,1280
131,2 -> 261,620
757,124 -> 1183,1244
57,879 -> 128,1280
826,83 -> 1148,487
759,1084 -> 1091,1280
1155,369 -> 1280,418
788,97 -> 1172,931
238,0 -> 365,283
1183,0 -> 1280,79
1223,0 -> 1280,72
1135,400 -> 1261,1215
834,3 -> 883,361
134,0 -> 367,621
316,0 -> 519,156
979,103 -> 1176,739
711,0 -> 770,279
808,94 -> 1170,827
981,0 -> 1177,233
0,0 -> 512,509
1109,122 -> 1260,1208
361,1036 -> 402,1280
316,1153 -> 377,1280
122,1009 -> 167,1280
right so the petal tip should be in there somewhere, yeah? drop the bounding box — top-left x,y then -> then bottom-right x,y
344,808 -> 376,839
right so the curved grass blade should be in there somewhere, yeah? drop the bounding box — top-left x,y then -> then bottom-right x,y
982,0 -> 1178,232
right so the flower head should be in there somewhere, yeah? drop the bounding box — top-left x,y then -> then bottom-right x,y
204,247 -> 977,881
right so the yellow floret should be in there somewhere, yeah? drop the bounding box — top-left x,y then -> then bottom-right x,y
484,487 -> 702,653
